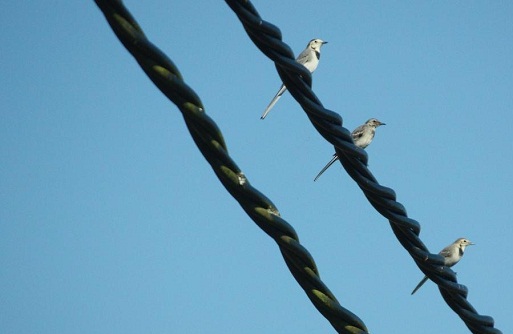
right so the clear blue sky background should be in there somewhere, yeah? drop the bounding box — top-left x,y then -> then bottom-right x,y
1,1 -> 512,333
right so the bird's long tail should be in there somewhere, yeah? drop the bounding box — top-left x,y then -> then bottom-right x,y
411,276 -> 429,295
314,154 -> 339,181
261,84 -> 287,119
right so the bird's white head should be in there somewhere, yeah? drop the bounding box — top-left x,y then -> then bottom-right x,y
365,118 -> 386,128
456,238 -> 475,250
308,39 -> 328,52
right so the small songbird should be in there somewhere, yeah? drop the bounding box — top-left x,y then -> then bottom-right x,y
261,38 -> 328,119
411,238 -> 475,295
314,118 -> 385,181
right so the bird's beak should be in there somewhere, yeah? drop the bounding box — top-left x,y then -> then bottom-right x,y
469,242 -> 475,245
380,122 -> 386,126
322,41 -> 328,44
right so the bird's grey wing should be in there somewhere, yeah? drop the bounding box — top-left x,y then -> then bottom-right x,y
439,245 -> 453,258
261,84 -> 287,119
411,275 -> 429,295
351,125 -> 365,141
314,154 -> 339,181
295,48 -> 311,65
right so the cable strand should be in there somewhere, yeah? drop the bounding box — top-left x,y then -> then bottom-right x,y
224,0 -> 502,333
94,0 -> 368,333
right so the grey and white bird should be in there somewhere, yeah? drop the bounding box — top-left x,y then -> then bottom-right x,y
261,38 -> 328,119
314,118 -> 385,181
411,238 -> 475,295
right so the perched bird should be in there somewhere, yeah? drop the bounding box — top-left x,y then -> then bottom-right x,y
411,238 -> 475,295
314,118 -> 385,181
261,38 -> 327,119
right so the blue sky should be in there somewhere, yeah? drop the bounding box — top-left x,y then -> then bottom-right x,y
1,1 -> 512,333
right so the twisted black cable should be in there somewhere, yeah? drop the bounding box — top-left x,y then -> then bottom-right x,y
225,1 -> 502,333
94,0 -> 369,333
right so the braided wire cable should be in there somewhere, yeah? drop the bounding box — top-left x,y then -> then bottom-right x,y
94,0 -> 369,333
225,1 -> 502,334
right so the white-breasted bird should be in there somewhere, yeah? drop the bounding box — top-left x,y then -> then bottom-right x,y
411,238 -> 475,295
314,118 -> 385,181
261,38 -> 328,119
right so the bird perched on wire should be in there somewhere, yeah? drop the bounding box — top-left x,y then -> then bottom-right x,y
314,118 -> 385,181
411,238 -> 475,295
260,38 -> 328,120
